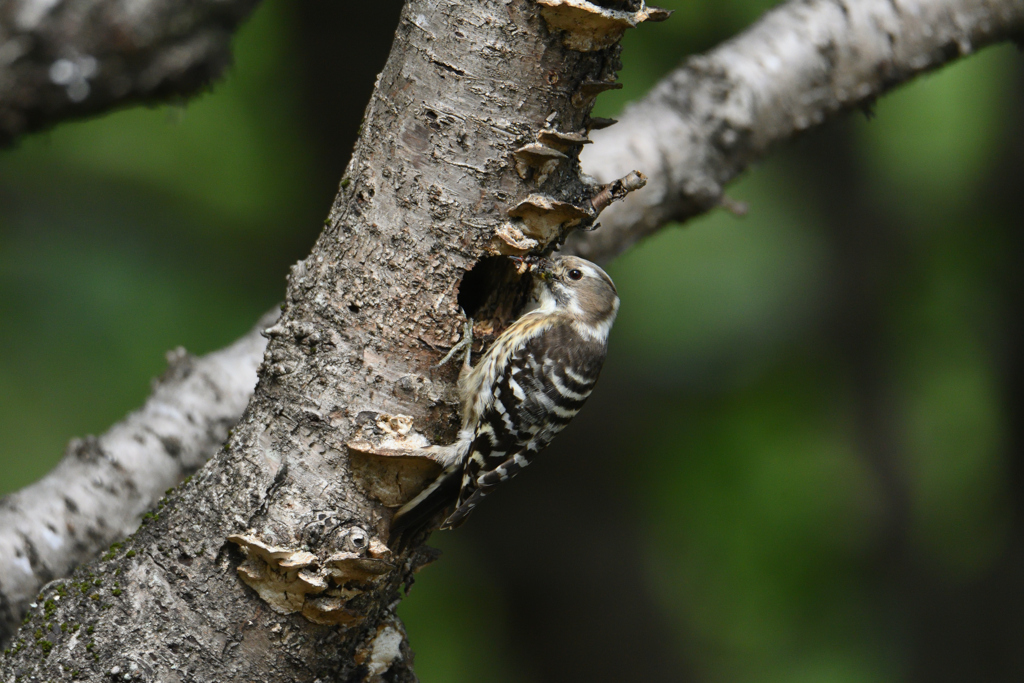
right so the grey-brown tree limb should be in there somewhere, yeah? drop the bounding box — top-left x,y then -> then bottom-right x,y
1,0 -> 1022,677
0,0 -> 260,146
0,314 -> 274,648
569,0 -> 1024,260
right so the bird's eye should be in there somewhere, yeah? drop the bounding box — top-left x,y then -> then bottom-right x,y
567,269 -> 583,281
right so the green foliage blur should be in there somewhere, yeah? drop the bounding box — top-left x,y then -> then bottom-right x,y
1,1 -> 1022,681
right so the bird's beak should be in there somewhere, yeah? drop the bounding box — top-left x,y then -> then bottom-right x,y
510,255 -> 554,280
527,256 -> 554,281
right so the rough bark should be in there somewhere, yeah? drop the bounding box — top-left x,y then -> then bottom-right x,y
0,0 -> 653,679
3,0 -> 1024,658
0,0 -> 260,146
568,0 -> 1024,261
0,313 -> 272,648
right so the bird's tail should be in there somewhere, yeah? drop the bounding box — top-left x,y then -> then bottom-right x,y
389,464 -> 462,552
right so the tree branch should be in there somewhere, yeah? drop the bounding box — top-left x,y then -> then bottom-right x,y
0,0 -> 260,146
0,312 -> 272,646
568,0 -> 1024,261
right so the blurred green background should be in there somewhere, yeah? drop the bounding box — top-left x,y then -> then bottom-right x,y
2,1 -> 1023,681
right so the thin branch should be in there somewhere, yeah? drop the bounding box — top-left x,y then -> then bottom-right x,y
0,0 -> 260,146
568,0 -> 1024,261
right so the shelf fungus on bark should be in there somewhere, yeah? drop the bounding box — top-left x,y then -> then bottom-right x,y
227,531 -> 394,626
585,116 -> 617,132
536,127 -> 591,152
346,413 -> 443,508
491,223 -> 541,256
536,0 -> 671,51
507,194 -> 593,246
572,78 -> 624,108
512,126 -> 594,187
512,143 -> 567,185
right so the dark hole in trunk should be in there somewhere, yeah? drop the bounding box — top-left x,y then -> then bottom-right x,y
457,256 -> 534,341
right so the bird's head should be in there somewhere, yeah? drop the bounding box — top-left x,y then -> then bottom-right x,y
517,255 -> 619,341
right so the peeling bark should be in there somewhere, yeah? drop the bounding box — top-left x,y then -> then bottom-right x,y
0,0 -> 260,146
0,0 -> 653,678
3,0 -> 1024,662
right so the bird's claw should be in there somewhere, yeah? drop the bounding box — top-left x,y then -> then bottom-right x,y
433,318 -> 473,369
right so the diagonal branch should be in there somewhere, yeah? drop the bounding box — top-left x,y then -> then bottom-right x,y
0,0 -> 261,146
568,0 -> 1024,261
0,312 -> 273,645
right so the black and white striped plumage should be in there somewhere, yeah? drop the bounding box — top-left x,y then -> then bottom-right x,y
390,255 -> 619,548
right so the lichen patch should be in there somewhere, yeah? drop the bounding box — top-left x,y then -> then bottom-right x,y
354,615 -> 408,682
366,622 -> 404,678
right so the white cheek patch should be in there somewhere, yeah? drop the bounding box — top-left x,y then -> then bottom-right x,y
530,286 -> 559,315
567,297 -> 585,318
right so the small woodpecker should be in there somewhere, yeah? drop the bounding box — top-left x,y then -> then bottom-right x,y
390,255 -> 619,549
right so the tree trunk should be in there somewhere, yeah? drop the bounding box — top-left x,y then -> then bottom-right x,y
0,0 -> 654,679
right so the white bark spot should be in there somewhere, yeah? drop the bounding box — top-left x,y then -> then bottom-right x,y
366,625 -> 403,676
11,554 -> 32,576
40,524 -> 64,550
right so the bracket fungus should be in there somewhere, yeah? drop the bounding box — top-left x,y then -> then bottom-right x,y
572,78 -> 624,107
508,194 -> 593,245
536,128 -> 591,151
346,413 -> 444,508
227,531 -> 395,626
513,143 -> 568,184
537,0 -> 671,51
585,116 -> 617,132
492,223 -> 541,256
